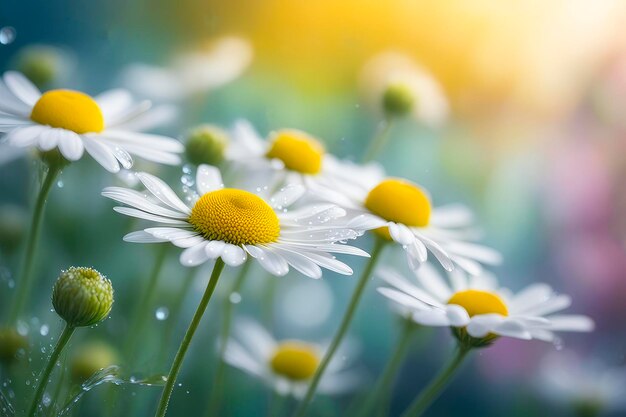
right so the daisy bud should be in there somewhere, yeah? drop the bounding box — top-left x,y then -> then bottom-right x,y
52,267 -> 114,328
382,82 -> 415,118
12,44 -> 69,89
184,124 -> 229,166
0,204 -> 27,253
70,340 -> 118,382
0,327 -> 28,364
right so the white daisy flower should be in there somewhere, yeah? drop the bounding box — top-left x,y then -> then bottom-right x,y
359,51 -> 448,126
102,164 -> 369,279
377,266 -> 594,346
224,318 -> 362,398
226,119 -> 384,191
312,167 -> 501,275
120,36 -> 252,102
0,71 -> 183,172
537,350 -> 626,415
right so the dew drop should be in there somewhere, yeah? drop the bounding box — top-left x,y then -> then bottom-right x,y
57,180 -> 64,188
155,307 -> 169,321
39,325 -> 49,336
0,27 -> 15,45
229,292 -> 242,304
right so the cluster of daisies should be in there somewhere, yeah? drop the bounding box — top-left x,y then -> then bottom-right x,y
0,64 -> 593,417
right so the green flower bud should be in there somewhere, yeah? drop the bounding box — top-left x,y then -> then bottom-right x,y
70,341 -> 119,382
184,124 -> 229,166
0,205 -> 27,253
382,83 -> 415,117
0,327 -> 28,365
13,45 -> 67,89
52,267 -> 114,328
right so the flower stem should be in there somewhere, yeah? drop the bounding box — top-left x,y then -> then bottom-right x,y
204,260 -> 251,417
357,318 -> 415,417
363,119 -> 394,163
154,259 -> 225,417
28,324 -> 75,417
400,345 -> 471,417
292,238 -> 386,417
8,163 -> 62,324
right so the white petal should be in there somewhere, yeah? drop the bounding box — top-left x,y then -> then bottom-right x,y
377,287 -> 429,310
389,223 -> 416,245
270,185 -> 306,209
145,227 -> 198,241
270,247 -> 322,279
112,142 -> 181,165
444,304 -> 470,326
102,187 -> 188,219
346,214 -> 388,231
113,206 -> 189,225
95,89 -> 133,123
136,172 -> 191,214
3,71 -> 41,106
466,314 -> 504,338
446,241 -> 502,265
38,128 -> 62,151
522,295 -> 572,317
205,240 -> 227,259
377,268 -> 444,307
196,164 -> 223,195
6,125 -> 46,147
414,232 -> 455,271
83,137 -> 121,172
414,262 -> 452,300
123,230 -> 168,243
430,205 -> 474,227
245,245 -> 289,276
412,309 -> 451,326
493,319 -> 532,340
221,244 -> 247,267
547,315 -> 594,332
57,130 -> 84,161
232,318 -> 277,361
180,243 -> 210,266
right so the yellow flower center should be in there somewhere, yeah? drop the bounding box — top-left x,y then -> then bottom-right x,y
447,290 -> 509,317
364,178 -> 431,240
265,129 -> 325,175
189,188 -> 280,245
270,341 -> 319,381
30,89 -> 104,134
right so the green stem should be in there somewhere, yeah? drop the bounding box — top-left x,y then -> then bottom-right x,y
400,345 -> 471,417
358,318 -> 415,417
363,119 -> 394,163
28,324 -> 75,417
154,259 -> 225,417
158,267 -> 198,365
292,238 -> 386,417
8,163 -> 61,324
204,260 -> 251,417
46,351 -> 68,417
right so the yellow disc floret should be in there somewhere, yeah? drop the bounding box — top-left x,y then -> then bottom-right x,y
364,178 -> 431,240
270,341 -> 319,381
189,189 -> 280,245
266,129 -> 324,175
447,290 -> 508,317
30,89 -> 104,134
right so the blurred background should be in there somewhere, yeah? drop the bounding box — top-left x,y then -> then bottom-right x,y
2,0 -> 626,416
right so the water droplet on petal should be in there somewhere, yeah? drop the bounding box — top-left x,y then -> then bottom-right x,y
155,307 -> 169,321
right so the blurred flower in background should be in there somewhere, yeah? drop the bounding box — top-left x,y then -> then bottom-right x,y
120,36 -> 252,102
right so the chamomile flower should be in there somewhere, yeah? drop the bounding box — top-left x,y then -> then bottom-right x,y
226,119 -> 384,190
360,51 -> 448,125
537,350 -> 626,415
313,169 -> 500,275
121,36 -> 252,102
377,266 -> 594,346
0,71 -> 182,172
224,318 -> 361,398
102,164 -> 369,278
